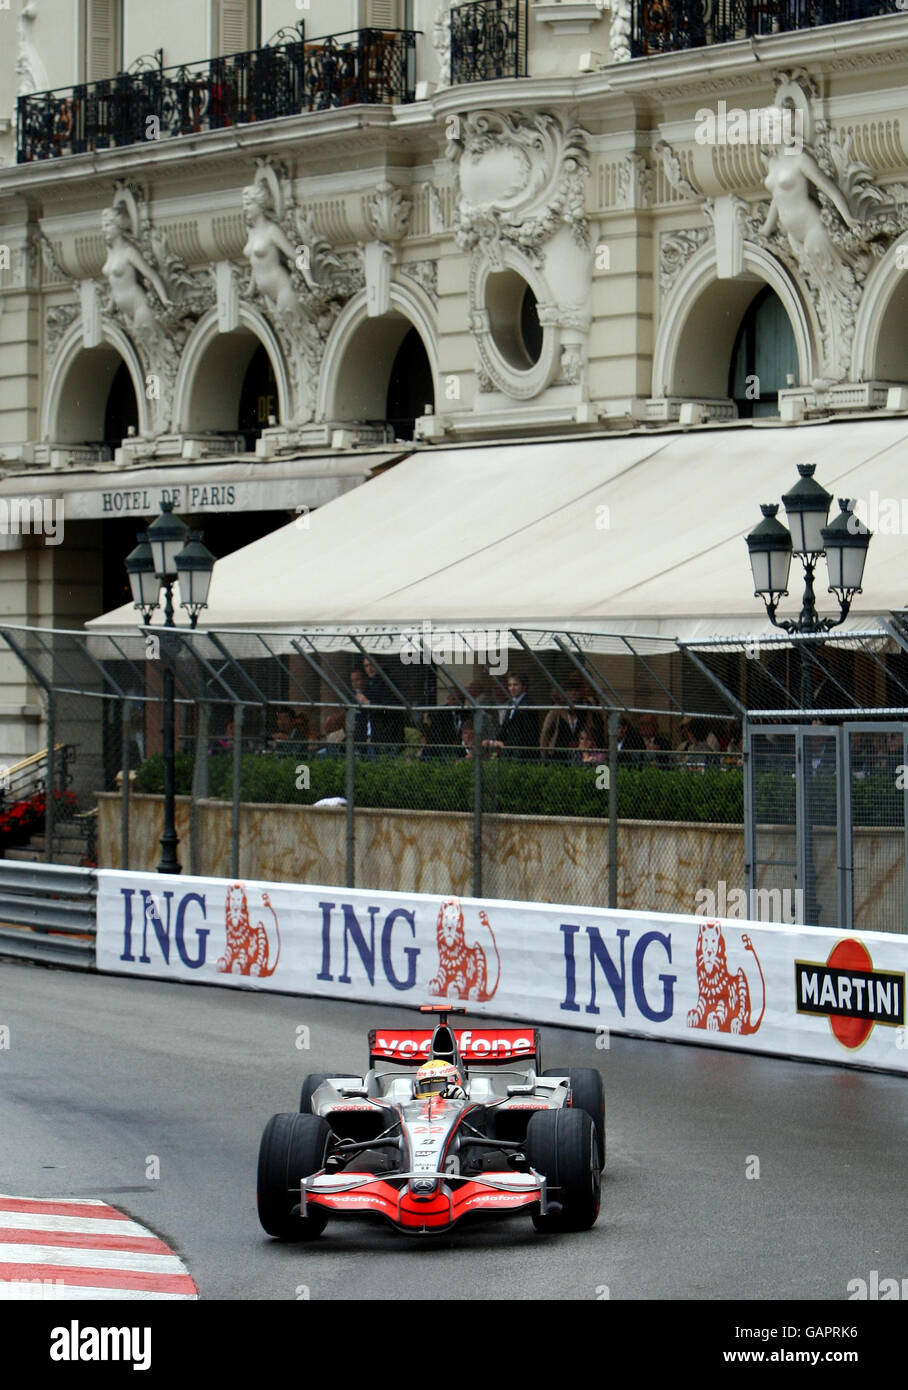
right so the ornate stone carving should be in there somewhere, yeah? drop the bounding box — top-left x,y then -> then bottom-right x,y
653,141 -> 701,202
426,183 -> 446,235
45,303 -> 79,360
11,226 -> 41,289
101,186 -> 173,335
617,153 -> 654,211
659,228 -> 710,297
366,182 -> 412,244
750,74 -> 908,383
99,182 -> 215,433
238,160 -> 364,423
242,160 -> 308,330
559,344 -> 584,385
448,111 -> 592,270
39,230 -> 76,287
400,259 -> 439,306
433,2 -> 452,90
16,3 -> 49,97
609,0 -> 632,62
536,302 -> 592,332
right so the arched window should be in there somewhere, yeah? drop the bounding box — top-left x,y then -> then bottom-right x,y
238,344 -> 278,452
103,360 -> 138,448
729,286 -> 798,419
385,327 -> 433,441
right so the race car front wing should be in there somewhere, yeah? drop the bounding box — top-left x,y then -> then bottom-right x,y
301,1169 -> 547,1233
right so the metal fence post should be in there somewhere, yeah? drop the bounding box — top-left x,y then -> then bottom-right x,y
608,710 -> 618,910
472,708 -> 484,898
45,688 -> 56,864
121,695 -> 131,870
190,700 -> 210,877
743,718 -> 753,907
345,705 -> 355,887
231,702 -> 243,879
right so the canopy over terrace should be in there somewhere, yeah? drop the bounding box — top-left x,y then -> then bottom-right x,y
85,415 -> 908,645
40,623 -> 736,724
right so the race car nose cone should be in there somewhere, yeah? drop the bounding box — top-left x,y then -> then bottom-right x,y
409,1177 -> 439,1197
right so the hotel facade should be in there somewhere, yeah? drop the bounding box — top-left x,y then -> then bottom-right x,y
0,0 -> 907,762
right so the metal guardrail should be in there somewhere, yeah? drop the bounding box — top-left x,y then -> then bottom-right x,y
0,861 -> 96,967
628,0 -> 903,56
450,0 -> 527,84
17,23 -> 419,162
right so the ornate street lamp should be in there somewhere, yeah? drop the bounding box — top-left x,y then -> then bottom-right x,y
125,500 -> 216,875
744,465 -> 872,927
745,465 -> 872,635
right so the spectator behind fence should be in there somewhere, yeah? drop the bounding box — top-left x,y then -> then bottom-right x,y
349,668 -> 370,750
541,678 -> 599,762
575,725 -> 607,766
615,715 -> 645,759
269,707 -> 309,756
315,712 -> 346,758
639,713 -> 670,768
423,692 -> 463,759
210,719 -> 235,755
484,672 -> 540,760
676,718 -> 720,755
357,656 -> 405,756
460,722 -> 474,759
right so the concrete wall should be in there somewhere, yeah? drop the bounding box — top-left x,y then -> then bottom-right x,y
97,791 -> 748,914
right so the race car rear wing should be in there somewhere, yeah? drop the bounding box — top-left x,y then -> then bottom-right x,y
368,1027 -> 542,1069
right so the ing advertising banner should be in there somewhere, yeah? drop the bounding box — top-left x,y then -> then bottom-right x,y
95,871 -> 908,1074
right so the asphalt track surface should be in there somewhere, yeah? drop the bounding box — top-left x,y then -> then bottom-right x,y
1,957 -> 905,1302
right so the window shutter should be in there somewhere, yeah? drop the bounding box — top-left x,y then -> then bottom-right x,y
217,0 -> 253,55
85,0 -> 122,82
363,0 -> 401,27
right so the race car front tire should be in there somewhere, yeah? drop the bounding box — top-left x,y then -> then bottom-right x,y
257,1112 -> 331,1240
544,1067 -> 606,1170
299,1073 -> 358,1114
526,1108 -> 601,1233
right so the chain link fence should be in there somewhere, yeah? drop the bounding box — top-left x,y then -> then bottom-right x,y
3,623 -> 906,930
0,624 -> 747,916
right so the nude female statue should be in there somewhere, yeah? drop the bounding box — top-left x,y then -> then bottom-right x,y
101,205 -> 172,332
761,130 -> 858,274
242,181 -> 310,323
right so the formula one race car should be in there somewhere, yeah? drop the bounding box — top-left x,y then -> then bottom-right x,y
257,1006 -> 605,1238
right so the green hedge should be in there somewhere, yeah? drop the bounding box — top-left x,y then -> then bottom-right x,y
133,752 -> 747,823
126,756 -> 908,828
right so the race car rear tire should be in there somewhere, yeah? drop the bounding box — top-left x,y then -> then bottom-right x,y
299,1073 -> 358,1114
257,1112 -> 331,1240
526,1108 -> 600,1233
544,1067 -> 606,1170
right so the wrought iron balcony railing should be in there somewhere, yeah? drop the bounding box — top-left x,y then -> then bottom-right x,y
450,0 -> 528,84
17,24 -> 418,162
630,0 -> 904,56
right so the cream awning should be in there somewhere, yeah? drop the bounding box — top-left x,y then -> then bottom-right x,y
86,416 -> 908,645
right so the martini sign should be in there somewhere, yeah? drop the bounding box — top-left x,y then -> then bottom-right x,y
795,939 -> 905,1050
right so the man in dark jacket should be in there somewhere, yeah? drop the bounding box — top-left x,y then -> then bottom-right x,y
357,657 -> 405,756
484,673 -> 539,760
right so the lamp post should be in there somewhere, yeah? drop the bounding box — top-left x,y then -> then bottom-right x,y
745,465 -> 872,639
125,500 -> 216,875
745,464 -> 872,925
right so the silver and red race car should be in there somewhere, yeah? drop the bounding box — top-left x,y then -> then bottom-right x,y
257,1006 -> 605,1238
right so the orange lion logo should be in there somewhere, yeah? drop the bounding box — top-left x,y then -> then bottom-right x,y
687,922 -> 765,1035
428,897 -> 501,1002
217,882 -> 281,977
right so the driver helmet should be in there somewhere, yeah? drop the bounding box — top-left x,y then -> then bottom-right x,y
414,1059 -> 465,1100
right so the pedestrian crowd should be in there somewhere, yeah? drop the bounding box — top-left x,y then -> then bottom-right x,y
204,661 -> 741,768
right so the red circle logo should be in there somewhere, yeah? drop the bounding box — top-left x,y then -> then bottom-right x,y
827,939 -> 874,1049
